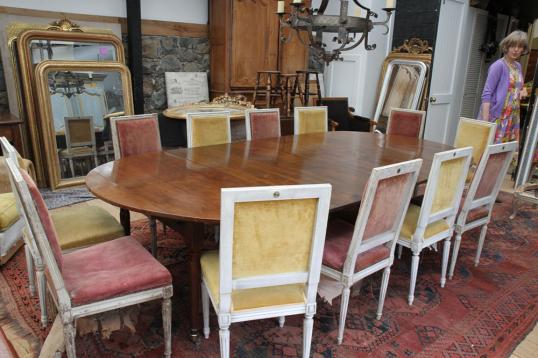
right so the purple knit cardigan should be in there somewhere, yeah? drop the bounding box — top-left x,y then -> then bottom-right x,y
480,58 -> 522,120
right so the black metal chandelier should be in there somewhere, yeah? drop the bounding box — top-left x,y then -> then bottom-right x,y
277,0 -> 395,64
49,71 -> 86,98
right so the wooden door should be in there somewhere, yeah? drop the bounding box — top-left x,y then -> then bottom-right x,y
230,0 -> 279,88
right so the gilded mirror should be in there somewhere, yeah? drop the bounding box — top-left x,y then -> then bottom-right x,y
16,26 -> 124,186
34,61 -> 133,190
373,38 -> 432,134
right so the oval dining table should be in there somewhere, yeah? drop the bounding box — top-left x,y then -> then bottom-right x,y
86,131 -> 452,340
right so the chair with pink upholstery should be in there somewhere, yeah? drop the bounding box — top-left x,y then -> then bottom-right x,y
201,183 -> 332,357
110,113 -> 164,256
322,159 -> 422,344
386,108 -> 426,138
245,108 -> 281,140
5,157 -> 173,358
449,141 -> 517,278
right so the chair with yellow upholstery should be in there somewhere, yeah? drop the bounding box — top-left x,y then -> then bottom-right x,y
294,106 -> 331,134
5,156 -> 173,358
186,111 -> 231,148
1,137 -> 124,327
322,159 -> 422,344
396,146 -> 472,305
201,184 -> 332,358
449,142 -> 517,278
454,117 -> 496,175
110,113 -> 165,256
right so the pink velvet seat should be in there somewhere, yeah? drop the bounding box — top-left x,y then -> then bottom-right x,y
245,109 -> 281,140
321,159 -> 422,344
386,109 -> 426,138
323,219 -> 390,272
63,237 -> 172,306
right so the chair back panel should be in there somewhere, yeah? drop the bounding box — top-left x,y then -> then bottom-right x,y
232,198 -> 317,278
454,118 -> 495,166
363,172 -> 415,240
430,156 -> 468,213
294,106 -> 328,134
386,109 -> 425,138
187,112 -> 231,148
20,170 -> 63,270
246,110 -> 281,140
317,98 -> 349,130
112,114 -> 161,159
65,117 -> 95,150
475,149 -> 512,199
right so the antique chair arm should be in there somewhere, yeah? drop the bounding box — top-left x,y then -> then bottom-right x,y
348,114 -> 374,133
329,119 -> 339,132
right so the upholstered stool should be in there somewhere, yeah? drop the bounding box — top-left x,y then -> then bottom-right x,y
252,71 -> 284,108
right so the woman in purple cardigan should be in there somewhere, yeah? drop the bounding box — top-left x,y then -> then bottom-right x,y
480,31 -> 529,143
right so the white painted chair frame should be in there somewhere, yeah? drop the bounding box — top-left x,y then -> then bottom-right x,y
1,137 -> 48,327
6,157 -> 173,358
244,108 -> 281,141
110,113 -> 163,256
186,111 -> 231,148
293,106 -> 328,134
396,147 -> 473,305
449,141 -> 517,278
386,108 -> 427,138
202,184 -> 332,358
322,159 -> 422,344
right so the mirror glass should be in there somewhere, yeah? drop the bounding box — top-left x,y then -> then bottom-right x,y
374,60 -> 428,133
46,70 -> 125,180
29,39 -> 117,64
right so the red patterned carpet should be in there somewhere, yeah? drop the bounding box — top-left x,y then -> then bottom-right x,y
0,191 -> 537,357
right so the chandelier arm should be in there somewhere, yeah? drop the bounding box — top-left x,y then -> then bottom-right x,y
318,0 -> 329,14
340,32 -> 366,52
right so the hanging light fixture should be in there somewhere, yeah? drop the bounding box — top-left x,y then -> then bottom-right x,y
277,0 -> 396,64
49,71 -> 87,98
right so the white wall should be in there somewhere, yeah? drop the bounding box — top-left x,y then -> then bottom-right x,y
0,0 -> 208,24
317,0 -> 394,118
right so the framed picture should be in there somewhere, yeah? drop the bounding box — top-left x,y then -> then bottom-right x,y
165,72 -> 209,107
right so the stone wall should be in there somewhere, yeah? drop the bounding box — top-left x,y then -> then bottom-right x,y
141,35 -> 209,113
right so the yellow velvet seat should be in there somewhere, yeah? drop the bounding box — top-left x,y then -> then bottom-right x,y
399,204 -> 450,240
201,250 -> 305,311
51,206 -> 124,250
0,193 -> 19,231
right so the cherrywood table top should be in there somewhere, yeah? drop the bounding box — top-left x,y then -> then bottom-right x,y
86,131 -> 452,224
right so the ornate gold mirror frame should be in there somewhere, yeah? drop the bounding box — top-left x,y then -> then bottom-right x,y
373,38 -> 432,133
34,61 -> 133,190
15,23 -> 124,186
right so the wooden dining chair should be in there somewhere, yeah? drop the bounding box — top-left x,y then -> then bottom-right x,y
6,157 -> 173,358
396,146 -> 472,305
1,137 -> 124,327
186,111 -> 231,148
386,108 -> 426,138
245,108 -> 281,140
110,113 -> 164,256
294,106 -> 334,134
201,183 -> 332,358
322,159 -> 422,344
449,141 -> 517,278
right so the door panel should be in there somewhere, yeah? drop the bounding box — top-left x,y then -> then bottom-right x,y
424,0 -> 469,144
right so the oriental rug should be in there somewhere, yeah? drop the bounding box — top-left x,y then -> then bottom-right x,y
0,192 -> 537,357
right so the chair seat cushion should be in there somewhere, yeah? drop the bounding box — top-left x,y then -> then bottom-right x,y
51,206 -> 124,250
63,237 -> 171,306
400,204 -> 449,240
0,193 -> 19,231
322,219 -> 390,272
466,206 -> 489,223
200,250 -> 306,312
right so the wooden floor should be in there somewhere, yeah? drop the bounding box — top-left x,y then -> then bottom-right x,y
511,323 -> 538,358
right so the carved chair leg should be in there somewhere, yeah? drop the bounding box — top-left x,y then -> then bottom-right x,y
218,324 -> 230,358
278,316 -> 285,328
337,286 -> 351,344
474,224 -> 488,266
449,232 -> 462,279
24,245 -> 35,296
303,313 -> 314,356
202,282 -> 210,339
377,267 -> 390,320
441,238 -> 451,287
408,251 -> 420,305
162,297 -> 172,358
63,319 -> 76,358
36,264 -> 48,328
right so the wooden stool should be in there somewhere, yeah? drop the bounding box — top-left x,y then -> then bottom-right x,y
252,71 -> 284,108
280,73 -> 298,117
291,70 -> 321,108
